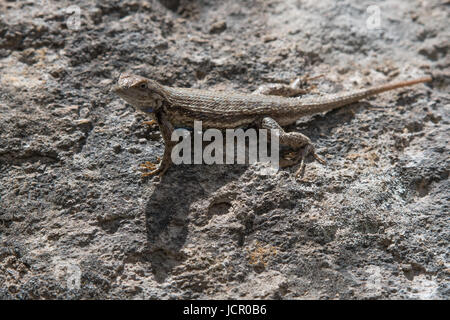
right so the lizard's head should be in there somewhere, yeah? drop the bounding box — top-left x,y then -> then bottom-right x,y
112,73 -> 168,113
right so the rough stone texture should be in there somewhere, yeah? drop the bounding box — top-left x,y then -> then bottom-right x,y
0,0 -> 448,299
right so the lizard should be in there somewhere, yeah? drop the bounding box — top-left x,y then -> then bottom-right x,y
112,73 -> 431,177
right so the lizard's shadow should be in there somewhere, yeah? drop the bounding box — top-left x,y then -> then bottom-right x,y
144,164 -> 245,283
291,102 -> 372,144
144,103 -> 364,283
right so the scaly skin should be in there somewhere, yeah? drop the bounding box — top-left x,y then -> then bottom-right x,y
112,74 -> 431,177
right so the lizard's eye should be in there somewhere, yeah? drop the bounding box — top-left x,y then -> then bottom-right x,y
139,83 -> 147,89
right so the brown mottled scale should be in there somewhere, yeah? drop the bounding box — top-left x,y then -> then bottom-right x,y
163,77 -> 431,128
113,73 -> 431,177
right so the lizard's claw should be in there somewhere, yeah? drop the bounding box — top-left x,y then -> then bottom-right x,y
141,168 -> 162,177
140,158 -> 161,176
140,157 -> 169,178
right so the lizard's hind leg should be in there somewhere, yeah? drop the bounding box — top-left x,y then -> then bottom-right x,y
261,117 -> 325,178
253,74 -> 323,97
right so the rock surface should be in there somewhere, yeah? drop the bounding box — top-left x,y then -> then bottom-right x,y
0,0 -> 448,299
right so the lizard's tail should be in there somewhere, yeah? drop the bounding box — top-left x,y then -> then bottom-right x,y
297,76 -> 432,115
367,76 -> 432,96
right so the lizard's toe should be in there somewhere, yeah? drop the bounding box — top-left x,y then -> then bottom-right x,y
140,157 -> 169,178
140,159 -> 161,176
143,120 -> 157,126
140,161 -> 158,170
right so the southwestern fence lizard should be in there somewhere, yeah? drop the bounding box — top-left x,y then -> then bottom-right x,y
112,74 -> 431,177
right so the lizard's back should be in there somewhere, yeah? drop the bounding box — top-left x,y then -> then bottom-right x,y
162,77 -> 431,128
164,86 -> 364,128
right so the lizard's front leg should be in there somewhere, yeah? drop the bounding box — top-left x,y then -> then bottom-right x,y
260,117 -> 325,177
140,111 -> 175,177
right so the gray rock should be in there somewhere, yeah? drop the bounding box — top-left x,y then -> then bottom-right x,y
0,0 -> 448,299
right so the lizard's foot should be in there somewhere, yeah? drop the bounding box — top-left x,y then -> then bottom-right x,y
253,74 -> 324,97
139,157 -> 167,177
294,144 -> 326,178
143,120 -> 157,126
292,73 -> 324,86
280,144 -> 326,178
288,73 -> 324,95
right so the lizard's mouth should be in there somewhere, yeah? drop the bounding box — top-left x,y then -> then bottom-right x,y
112,87 -> 156,112
112,86 -> 140,102
111,85 -> 132,98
